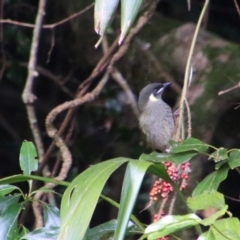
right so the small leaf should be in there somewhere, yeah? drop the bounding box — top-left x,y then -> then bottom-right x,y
43,204 -> 60,228
140,151 -> 197,164
19,141 -> 38,175
170,138 -> 208,153
0,184 -> 20,196
114,160 -> 152,240
94,0 -> 119,35
187,191 -> 225,211
192,165 -> 229,197
145,214 -> 201,239
139,152 -> 170,163
119,0 -> 144,43
20,226 -> 59,240
228,150 -> 240,169
201,205 -> 228,226
209,148 -> 228,162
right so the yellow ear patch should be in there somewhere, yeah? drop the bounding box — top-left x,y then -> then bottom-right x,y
149,93 -> 158,102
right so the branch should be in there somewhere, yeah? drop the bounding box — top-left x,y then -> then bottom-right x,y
0,3 -> 93,29
21,0 -> 46,228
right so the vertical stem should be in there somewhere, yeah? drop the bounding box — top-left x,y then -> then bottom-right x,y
176,0 -> 209,140
22,0 -> 46,161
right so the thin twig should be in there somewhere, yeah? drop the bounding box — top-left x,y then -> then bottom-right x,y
0,0 -> 6,81
185,99 -> 192,138
0,3 -> 93,29
233,0 -> 240,17
218,82 -> 240,95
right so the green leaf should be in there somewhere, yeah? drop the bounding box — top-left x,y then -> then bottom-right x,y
197,231 -> 215,240
88,220 -> 141,240
140,152 -> 170,163
43,204 -> 60,227
209,148 -> 228,162
228,150 -> 240,169
145,214 -> 201,239
0,174 -> 69,187
114,160 -> 152,240
201,205 -> 228,226
0,184 -> 20,196
100,194 -> 145,231
58,158 -> 130,240
188,191 -> 225,211
140,151 -> 197,164
170,138 -> 209,153
210,218 -> 240,240
120,0 -> 144,43
20,226 -> 59,240
94,0 -> 119,36
0,203 -> 23,240
0,195 -> 20,214
192,165 -> 229,197
19,141 -> 38,175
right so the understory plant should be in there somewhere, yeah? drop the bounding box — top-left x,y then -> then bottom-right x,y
0,139 -> 240,240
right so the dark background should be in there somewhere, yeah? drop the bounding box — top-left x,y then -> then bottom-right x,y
1,0 -> 240,228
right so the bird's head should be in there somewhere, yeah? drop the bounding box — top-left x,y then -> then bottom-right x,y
138,82 -> 171,112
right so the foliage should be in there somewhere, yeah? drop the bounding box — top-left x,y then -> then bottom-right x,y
1,0 -> 240,240
0,139 -> 240,239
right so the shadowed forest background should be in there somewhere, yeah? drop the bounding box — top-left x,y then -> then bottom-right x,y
1,0 -> 240,230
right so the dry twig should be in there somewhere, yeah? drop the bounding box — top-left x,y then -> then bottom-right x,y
0,3 -> 93,29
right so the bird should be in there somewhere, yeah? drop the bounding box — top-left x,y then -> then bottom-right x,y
138,82 -> 175,152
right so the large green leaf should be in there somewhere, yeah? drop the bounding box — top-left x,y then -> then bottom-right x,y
114,160 -> 152,240
120,0 -> 144,43
19,141 -> 38,175
192,165 -> 229,197
58,158 -> 130,240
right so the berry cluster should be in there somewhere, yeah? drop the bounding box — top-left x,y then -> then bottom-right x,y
148,160 -> 191,239
149,161 -> 191,201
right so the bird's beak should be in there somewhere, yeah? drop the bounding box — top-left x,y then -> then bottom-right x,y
163,82 -> 171,88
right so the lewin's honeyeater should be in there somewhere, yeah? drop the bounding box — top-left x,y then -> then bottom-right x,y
138,83 -> 174,152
